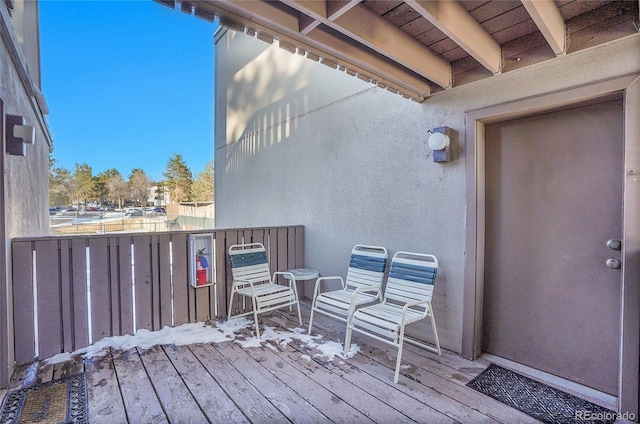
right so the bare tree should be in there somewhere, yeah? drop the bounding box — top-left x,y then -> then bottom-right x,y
108,172 -> 129,209
129,169 -> 152,207
50,166 -> 74,207
192,160 -> 214,202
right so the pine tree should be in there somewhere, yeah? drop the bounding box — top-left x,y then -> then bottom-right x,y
163,153 -> 193,203
73,163 -> 95,210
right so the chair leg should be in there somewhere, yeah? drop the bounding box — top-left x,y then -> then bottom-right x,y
344,324 -> 353,357
308,306 -> 316,335
253,309 -> 261,338
429,303 -> 441,355
394,324 -> 407,383
227,288 -> 236,319
296,301 -> 302,326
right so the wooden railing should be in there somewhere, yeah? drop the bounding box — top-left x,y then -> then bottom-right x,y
11,225 -> 304,365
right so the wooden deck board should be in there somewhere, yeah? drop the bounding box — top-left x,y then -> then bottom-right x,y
262,313 -> 484,423
165,344 -> 249,423
189,343 -> 290,424
278,304 -> 540,424
112,348 -> 168,423
85,352 -> 128,423
230,337 -> 378,424
215,341 -> 332,424
138,345 -> 209,423
1,301 -> 543,423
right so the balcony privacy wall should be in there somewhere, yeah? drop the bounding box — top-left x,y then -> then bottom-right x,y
11,226 -> 304,365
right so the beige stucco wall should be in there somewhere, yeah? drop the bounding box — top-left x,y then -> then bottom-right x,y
1,0 -> 51,388
215,29 -> 640,353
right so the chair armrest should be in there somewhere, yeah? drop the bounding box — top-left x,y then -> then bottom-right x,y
400,300 -> 431,320
273,271 -> 295,284
232,278 -> 257,297
311,276 -> 344,300
350,286 -> 382,302
273,271 -> 298,296
346,286 -> 382,317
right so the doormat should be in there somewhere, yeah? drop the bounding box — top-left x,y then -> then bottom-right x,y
467,364 -> 616,424
0,373 -> 88,424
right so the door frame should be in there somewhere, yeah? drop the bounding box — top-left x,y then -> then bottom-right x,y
462,74 -> 640,415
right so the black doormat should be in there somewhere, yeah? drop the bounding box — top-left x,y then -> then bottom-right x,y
467,364 -> 616,424
0,373 -> 88,424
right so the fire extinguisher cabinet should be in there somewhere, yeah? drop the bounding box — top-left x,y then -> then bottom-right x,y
189,234 -> 214,288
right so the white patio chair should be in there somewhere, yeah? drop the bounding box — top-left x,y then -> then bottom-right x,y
344,251 -> 441,383
228,243 -> 302,338
308,245 -> 388,335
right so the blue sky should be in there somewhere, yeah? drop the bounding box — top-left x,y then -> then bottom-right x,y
39,0 -> 217,182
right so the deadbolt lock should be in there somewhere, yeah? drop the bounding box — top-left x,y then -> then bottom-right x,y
606,239 -> 622,251
606,258 -> 621,269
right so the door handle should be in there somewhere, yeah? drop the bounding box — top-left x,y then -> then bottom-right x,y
606,258 -> 621,269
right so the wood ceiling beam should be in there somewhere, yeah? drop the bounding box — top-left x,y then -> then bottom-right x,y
283,0 -> 452,88
205,0 -> 432,99
298,0 -> 361,35
521,0 -> 566,55
405,0 -> 502,74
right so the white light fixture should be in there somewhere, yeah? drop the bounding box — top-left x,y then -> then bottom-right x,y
5,114 -> 36,156
428,132 -> 450,151
428,126 -> 452,163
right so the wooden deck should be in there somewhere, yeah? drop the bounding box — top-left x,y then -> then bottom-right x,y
2,302 -> 541,423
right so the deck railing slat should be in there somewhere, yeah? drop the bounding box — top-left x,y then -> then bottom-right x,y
89,237 -> 111,343
115,236 -> 134,336
60,239 -> 73,353
71,238 -> 89,350
35,240 -> 62,361
12,241 -> 35,364
171,233 -> 190,326
158,234 -> 173,329
10,226 -> 303,364
133,234 -> 153,331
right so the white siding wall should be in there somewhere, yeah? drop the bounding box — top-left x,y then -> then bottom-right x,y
215,29 -> 640,353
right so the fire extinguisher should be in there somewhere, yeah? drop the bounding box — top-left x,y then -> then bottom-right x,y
196,248 -> 208,286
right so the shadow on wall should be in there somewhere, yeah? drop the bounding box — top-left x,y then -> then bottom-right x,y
223,42 -> 319,174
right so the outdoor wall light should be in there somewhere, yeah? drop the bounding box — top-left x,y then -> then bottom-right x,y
5,114 -> 35,156
428,126 -> 452,163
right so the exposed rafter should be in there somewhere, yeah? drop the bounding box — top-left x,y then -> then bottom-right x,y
405,0 -> 502,74
283,0 -> 452,89
197,0 -> 433,100
521,0 -> 567,55
156,0 -> 638,103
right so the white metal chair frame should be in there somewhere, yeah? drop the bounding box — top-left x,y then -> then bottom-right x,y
308,245 -> 388,335
344,251 -> 441,383
228,243 -> 302,338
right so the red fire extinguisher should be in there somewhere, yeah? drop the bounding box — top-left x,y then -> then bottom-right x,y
196,249 -> 208,286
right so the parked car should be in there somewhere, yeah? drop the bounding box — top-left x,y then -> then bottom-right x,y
125,208 -> 143,217
152,207 -> 166,214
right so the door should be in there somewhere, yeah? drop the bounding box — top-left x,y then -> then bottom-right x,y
483,98 -> 623,395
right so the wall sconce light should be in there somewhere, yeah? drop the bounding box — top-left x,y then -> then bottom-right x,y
6,114 -> 35,156
428,126 -> 452,163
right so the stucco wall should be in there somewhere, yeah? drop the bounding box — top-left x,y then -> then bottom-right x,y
1,6 -> 49,239
215,29 -> 640,353
1,0 -> 51,388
